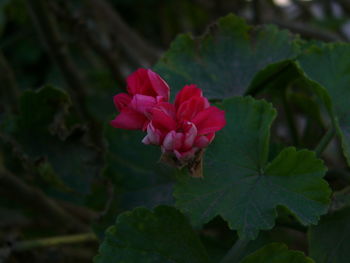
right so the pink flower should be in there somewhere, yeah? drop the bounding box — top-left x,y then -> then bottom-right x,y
142,85 -> 226,162
110,69 -> 226,174
110,68 -> 170,130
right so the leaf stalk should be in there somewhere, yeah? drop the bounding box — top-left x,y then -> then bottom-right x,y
315,127 -> 335,157
220,238 -> 250,263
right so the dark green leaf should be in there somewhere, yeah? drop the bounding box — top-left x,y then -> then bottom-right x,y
94,206 -> 210,263
329,186 -> 350,212
2,86 -> 102,203
309,207 -> 350,263
104,126 -> 177,211
240,243 -> 314,263
175,96 -> 330,239
154,14 -> 299,99
297,44 -> 350,166
16,85 -> 70,131
94,127 -> 178,236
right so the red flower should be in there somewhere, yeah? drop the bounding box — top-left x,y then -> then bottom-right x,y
142,85 -> 226,161
110,69 -> 226,172
110,68 -> 170,130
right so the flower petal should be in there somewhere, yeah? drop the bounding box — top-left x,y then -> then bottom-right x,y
177,96 -> 208,121
183,122 -> 197,150
163,131 -> 183,151
150,106 -> 177,132
195,133 -> 215,148
126,68 -> 156,97
156,102 -> 176,119
113,93 -> 132,111
174,84 -> 201,108
163,131 -> 176,150
148,69 -> 170,100
110,108 -> 148,130
142,123 -> 162,145
192,106 -> 226,134
130,94 -> 156,116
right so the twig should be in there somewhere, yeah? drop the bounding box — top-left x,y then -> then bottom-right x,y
11,233 -> 97,252
266,19 -> 344,42
0,170 -> 87,232
87,0 -> 161,66
291,0 -> 314,20
26,0 -> 88,114
0,232 -> 97,261
82,28 -> 125,85
0,50 -> 19,112
57,200 -> 98,224
26,0 -> 103,148
49,2 -> 125,86
252,0 -> 261,25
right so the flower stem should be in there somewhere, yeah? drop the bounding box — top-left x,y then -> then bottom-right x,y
315,127 -> 335,157
220,238 -> 250,263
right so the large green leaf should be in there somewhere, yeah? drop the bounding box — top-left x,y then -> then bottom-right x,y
104,126 -> 177,211
94,206 -> 210,263
240,243 -> 314,263
174,96 -> 330,239
94,127 -> 178,236
309,207 -> 350,263
1,86 -> 102,203
297,44 -> 350,166
154,14 -> 299,99
16,85 -> 70,131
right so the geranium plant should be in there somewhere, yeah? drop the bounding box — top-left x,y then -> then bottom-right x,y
111,68 -> 226,177
94,14 -> 350,263
2,8 -> 350,263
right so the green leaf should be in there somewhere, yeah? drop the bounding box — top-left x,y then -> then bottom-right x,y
2,86 -> 102,203
329,186 -> 350,212
297,44 -> 350,166
154,14 -> 299,99
94,206 -> 210,263
174,96 -> 330,239
17,85 -> 70,131
309,207 -> 350,263
240,243 -> 314,263
104,126 -> 177,210
94,127 -> 178,236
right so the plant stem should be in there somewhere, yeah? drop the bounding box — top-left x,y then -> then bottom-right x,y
282,89 -> 299,146
26,0 -> 89,115
48,1 -> 125,87
87,0 -> 161,65
315,127 -> 335,157
220,238 -> 250,263
12,233 -> 97,251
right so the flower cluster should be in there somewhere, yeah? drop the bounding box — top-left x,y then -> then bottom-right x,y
111,68 -> 226,168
